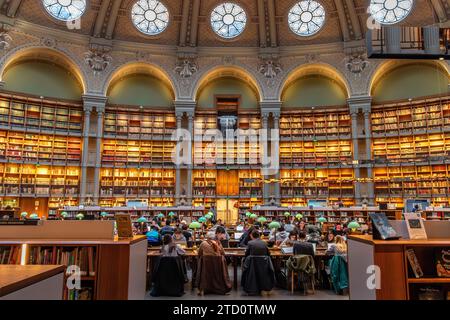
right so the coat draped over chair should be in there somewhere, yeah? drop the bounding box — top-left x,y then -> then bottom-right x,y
150,256 -> 186,297
241,255 -> 276,295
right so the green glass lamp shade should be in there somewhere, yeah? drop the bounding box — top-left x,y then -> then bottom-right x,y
189,221 -> 202,229
207,211 -> 214,216
198,217 -> 207,223
257,217 -> 267,223
100,212 -> 108,217
268,221 -> 281,230
348,221 -> 361,229
76,213 -> 84,220
20,212 -> 28,218
29,213 -> 39,220
295,214 -> 303,220
157,213 -> 165,218
250,213 -> 258,219
168,211 -> 176,217
318,216 -> 327,223
137,217 -> 148,223
205,213 -> 214,219
245,211 -> 252,217
284,212 -> 291,217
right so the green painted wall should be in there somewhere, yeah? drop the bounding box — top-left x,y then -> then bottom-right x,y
372,64 -> 449,103
108,74 -> 174,108
197,77 -> 259,110
3,60 -> 83,100
282,76 -> 347,108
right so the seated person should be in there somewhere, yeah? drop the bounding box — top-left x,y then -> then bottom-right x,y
160,220 -> 174,236
161,234 -> 186,257
245,230 -> 270,257
181,224 -> 192,243
236,220 -> 246,232
284,220 -> 295,233
281,231 -> 298,247
239,226 -> 259,247
146,226 -> 162,246
197,232 -> 231,295
172,228 -> 187,246
326,231 -> 336,244
326,235 -> 348,260
215,226 -> 229,248
293,231 -> 315,256
269,226 -> 289,246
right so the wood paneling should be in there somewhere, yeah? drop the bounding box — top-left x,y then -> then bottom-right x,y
374,245 -> 407,300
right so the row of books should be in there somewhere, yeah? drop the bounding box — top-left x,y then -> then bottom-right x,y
0,246 -> 22,264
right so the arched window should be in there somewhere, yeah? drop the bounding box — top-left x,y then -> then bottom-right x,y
369,0 -> 414,25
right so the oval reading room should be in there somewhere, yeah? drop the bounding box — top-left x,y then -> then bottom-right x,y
0,0 -> 449,302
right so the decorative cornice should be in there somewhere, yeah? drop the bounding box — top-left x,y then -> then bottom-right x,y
83,94 -> 108,111
347,95 -> 372,111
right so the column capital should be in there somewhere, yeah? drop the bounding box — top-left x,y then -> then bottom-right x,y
348,95 -> 372,113
174,100 -> 196,114
82,94 -> 108,112
260,101 -> 282,116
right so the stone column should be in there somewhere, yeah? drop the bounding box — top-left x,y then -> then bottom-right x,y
348,96 -> 374,205
175,112 -> 183,205
93,109 -> 104,205
186,112 -> 194,203
273,113 -> 281,205
423,25 -> 441,55
385,26 -> 401,54
261,112 -> 270,204
80,106 -> 92,204
82,94 -> 108,205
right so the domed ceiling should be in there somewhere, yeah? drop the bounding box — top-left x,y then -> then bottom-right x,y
1,0 -> 442,48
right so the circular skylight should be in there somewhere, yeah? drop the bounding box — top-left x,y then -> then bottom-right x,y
211,3 -> 247,39
288,1 -> 326,37
131,0 -> 169,35
43,0 -> 86,21
369,0 -> 414,25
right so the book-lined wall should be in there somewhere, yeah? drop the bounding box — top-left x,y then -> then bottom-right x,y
372,97 -> 450,208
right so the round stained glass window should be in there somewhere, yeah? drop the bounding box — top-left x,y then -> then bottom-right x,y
43,0 -> 86,21
131,0 -> 170,35
288,1 -> 326,37
369,0 -> 414,25
211,3 -> 247,39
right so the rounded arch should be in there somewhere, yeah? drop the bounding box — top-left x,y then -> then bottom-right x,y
369,60 -> 450,103
0,46 -> 87,94
278,63 -> 351,102
103,62 -> 176,99
192,66 -> 263,104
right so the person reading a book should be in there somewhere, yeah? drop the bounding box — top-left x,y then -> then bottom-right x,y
161,234 -> 186,257
281,231 -> 298,247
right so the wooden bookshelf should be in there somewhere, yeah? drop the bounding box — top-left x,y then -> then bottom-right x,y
280,109 -> 351,139
0,94 -> 83,134
0,236 -> 147,300
102,139 -> 176,167
104,107 -> 176,139
0,130 -> 82,164
374,165 -> 450,208
99,168 -> 175,198
373,133 -> 450,164
280,169 -> 355,207
280,140 -> 352,166
371,96 -> 450,136
0,163 -> 80,197
193,169 -> 216,198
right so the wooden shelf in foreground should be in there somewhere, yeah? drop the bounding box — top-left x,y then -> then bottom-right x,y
0,265 -> 65,300
348,235 -> 450,300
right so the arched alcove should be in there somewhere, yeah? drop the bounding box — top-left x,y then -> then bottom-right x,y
107,74 -> 174,108
371,62 -> 449,104
2,60 -> 83,100
282,75 -> 348,109
196,77 -> 259,110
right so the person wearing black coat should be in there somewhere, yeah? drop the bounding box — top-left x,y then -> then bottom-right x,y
293,231 -> 315,256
